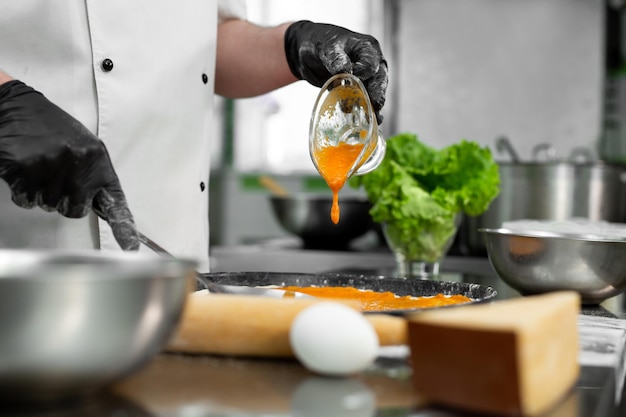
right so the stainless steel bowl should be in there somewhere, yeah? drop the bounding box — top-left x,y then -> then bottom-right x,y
480,228 -> 626,304
0,249 -> 196,402
269,194 -> 374,249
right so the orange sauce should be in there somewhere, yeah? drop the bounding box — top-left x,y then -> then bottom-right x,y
314,142 -> 366,224
280,285 -> 472,312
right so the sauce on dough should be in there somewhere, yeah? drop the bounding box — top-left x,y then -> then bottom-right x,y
280,285 -> 472,312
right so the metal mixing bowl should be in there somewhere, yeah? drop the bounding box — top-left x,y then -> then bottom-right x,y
269,194 -> 374,249
0,249 -> 196,402
480,228 -> 626,304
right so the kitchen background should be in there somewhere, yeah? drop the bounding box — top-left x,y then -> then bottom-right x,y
209,0 -> 626,247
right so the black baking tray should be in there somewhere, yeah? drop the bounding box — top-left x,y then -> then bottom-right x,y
197,271 -> 497,315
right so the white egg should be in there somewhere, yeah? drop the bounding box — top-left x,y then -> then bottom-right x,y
290,302 -> 379,376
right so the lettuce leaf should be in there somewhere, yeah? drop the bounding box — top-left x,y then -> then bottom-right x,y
349,133 -> 500,262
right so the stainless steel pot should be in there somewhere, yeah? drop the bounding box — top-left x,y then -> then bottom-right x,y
457,161 -> 626,256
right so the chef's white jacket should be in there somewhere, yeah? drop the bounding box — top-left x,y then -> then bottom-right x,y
0,0 -> 245,271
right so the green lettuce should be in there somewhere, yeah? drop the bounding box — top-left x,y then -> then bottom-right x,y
349,132 -> 500,262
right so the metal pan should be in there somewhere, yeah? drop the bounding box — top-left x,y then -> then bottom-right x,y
197,271 -> 497,315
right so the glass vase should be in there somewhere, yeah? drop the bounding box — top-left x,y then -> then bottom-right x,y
382,214 -> 461,279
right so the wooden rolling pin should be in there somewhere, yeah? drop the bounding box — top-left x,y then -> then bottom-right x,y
166,291 -> 408,358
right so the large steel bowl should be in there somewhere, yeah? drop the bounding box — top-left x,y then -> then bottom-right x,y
269,194 -> 374,249
480,228 -> 626,304
0,249 -> 196,402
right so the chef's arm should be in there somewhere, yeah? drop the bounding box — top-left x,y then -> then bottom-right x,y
0,70 -> 12,85
215,20 -> 295,97
0,69 -> 139,250
215,19 -> 388,124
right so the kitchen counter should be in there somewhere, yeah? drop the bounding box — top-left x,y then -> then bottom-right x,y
6,243 -> 626,417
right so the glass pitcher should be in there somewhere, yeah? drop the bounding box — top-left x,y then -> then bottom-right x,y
309,73 -> 386,182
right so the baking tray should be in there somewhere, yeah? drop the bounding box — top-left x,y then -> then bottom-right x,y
197,271 -> 497,315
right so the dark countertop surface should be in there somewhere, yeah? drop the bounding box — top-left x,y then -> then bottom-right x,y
5,242 -> 626,417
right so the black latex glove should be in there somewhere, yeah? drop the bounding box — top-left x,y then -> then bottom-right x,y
284,20 -> 388,125
0,80 -> 139,250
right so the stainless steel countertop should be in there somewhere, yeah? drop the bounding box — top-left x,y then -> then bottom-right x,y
7,243 -> 625,417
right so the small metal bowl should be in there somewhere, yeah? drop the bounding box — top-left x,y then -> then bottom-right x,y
0,249 -> 196,402
480,228 -> 626,304
269,194 -> 374,250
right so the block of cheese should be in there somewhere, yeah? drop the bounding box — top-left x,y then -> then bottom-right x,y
167,291 -> 408,357
406,291 -> 580,417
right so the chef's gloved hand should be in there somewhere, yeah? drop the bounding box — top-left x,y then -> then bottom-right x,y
0,80 -> 140,251
284,20 -> 388,125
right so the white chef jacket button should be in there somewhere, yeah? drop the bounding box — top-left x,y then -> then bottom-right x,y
201,73 -> 208,84
200,182 -> 206,191
101,58 -> 114,72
